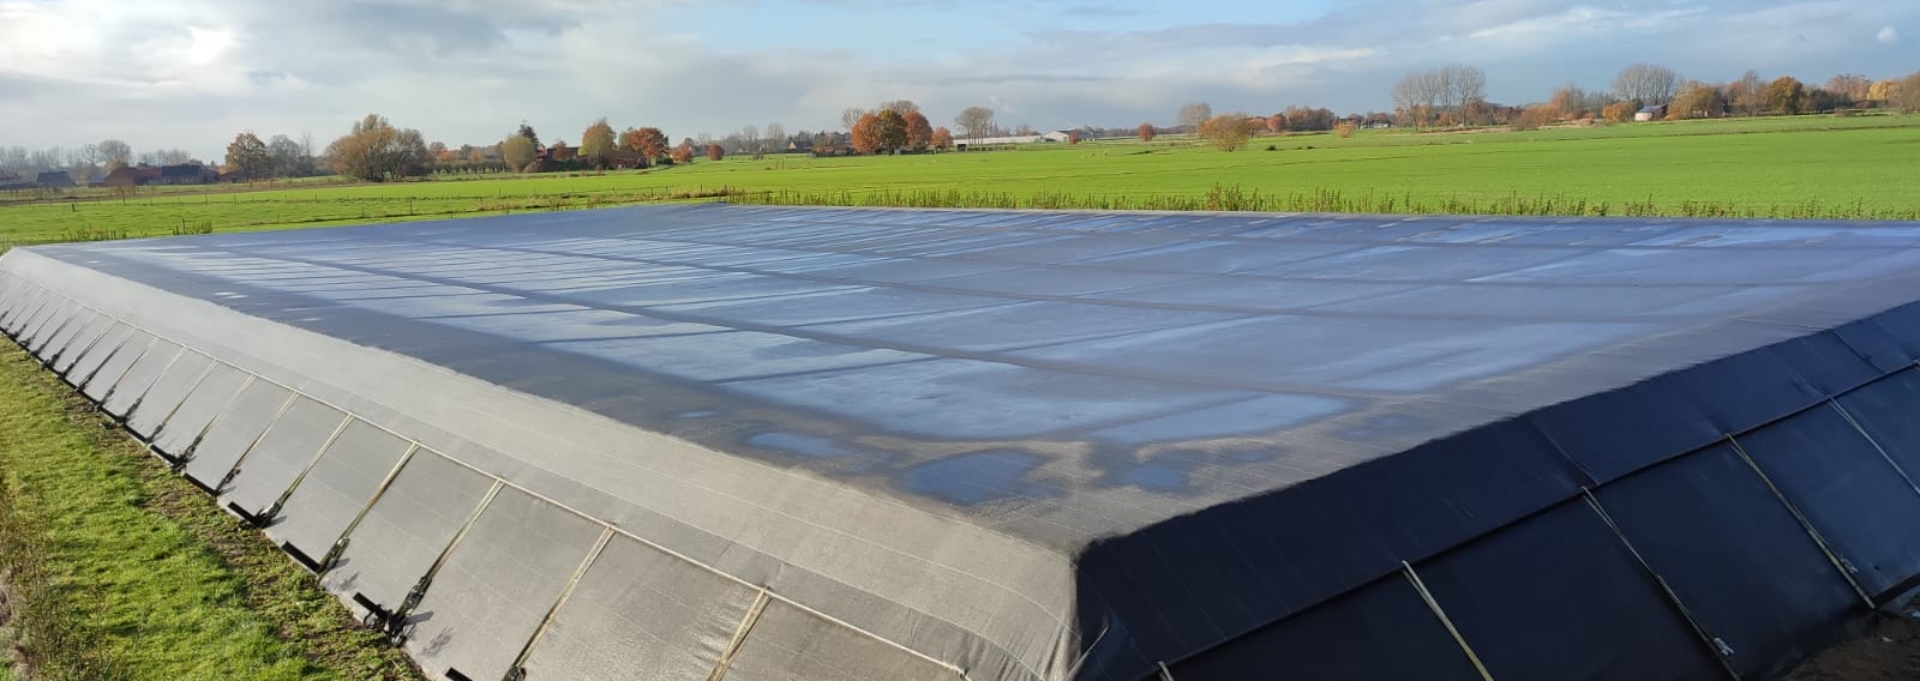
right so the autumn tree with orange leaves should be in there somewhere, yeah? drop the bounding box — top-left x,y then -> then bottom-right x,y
706,143 -> 725,161
1137,123 -> 1155,141
930,126 -> 954,150
850,113 -> 883,155
904,111 -> 933,150
620,127 -> 670,165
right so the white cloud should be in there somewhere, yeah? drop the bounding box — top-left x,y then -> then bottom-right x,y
1880,25 -> 1899,43
1,0 -> 1917,158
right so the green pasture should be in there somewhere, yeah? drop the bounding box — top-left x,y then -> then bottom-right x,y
2,114 -> 1917,248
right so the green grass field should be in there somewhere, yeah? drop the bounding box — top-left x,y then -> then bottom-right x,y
2,114 -> 1916,249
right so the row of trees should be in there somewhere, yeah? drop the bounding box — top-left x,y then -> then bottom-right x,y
1390,65 -> 1489,127
1543,69 -> 1920,124
188,62 -> 1920,182
1,141 -> 205,182
848,101 -> 954,154
221,133 -> 320,181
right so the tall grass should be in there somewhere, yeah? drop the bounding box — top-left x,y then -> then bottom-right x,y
0,477 -> 125,679
729,184 -> 1920,220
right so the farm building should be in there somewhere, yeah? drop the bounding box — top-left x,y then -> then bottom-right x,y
1636,104 -> 1668,121
34,171 -> 74,188
101,165 -> 163,187
9,204 -> 1920,680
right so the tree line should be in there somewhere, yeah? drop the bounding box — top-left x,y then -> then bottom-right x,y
119,61 -> 1920,185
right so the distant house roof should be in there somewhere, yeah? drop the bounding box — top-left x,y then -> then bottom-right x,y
1638,104 -> 1667,114
34,171 -> 74,187
159,164 -> 214,178
102,166 -> 164,186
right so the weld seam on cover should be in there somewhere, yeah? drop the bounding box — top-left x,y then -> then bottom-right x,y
331,444 -> 420,557
96,335 -> 160,408
1828,396 -> 1920,500
1581,489 -> 1742,680
1724,434 -> 1876,608
505,526 -> 616,676
215,390 -> 298,490
181,373 -> 256,461
78,330 -> 146,393
5,287 -> 1005,679
263,414 -> 355,517
1401,560 -> 1495,681
709,586 -> 774,681
133,349 -> 210,441
119,345 -> 187,423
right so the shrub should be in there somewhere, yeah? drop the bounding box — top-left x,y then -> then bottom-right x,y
1602,101 -> 1639,123
1198,114 -> 1258,151
1332,122 -> 1357,139
1511,106 -> 1555,131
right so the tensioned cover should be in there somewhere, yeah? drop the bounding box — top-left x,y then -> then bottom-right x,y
7,204 -> 1920,680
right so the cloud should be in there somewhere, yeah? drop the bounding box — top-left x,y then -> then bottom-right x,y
1881,25 -> 1900,43
1,0 -> 1916,158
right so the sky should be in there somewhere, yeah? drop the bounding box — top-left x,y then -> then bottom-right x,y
0,0 -> 1912,159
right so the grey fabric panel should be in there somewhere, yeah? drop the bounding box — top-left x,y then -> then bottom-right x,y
725,598 -> 965,681
267,419 -> 412,560
0,285 -> 29,326
126,351 -> 214,439
520,534 -> 756,681
321,451 -> 494,609
21,303 -> 77,353
150,363 -> 250,456
182,380 -> 293,488
80,330 -> 153,401
223,396 -> 348,514
50,314 -> 115,374
404,487 -> 605,681
64,322 -> 133,387
8,291 -> 52,332
9,295 -> 56,340
101,340 -> 183,417
37,309 -> 99,367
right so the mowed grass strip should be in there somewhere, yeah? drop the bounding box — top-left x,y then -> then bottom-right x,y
0,343 -> 421,680
2,114 -> 1916,247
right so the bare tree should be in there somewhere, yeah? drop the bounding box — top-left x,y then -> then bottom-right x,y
1824,74 -> 1872,105
139,149 -> 193,166
96,139 -> 133,171
878,99 -> 920,115
1447,65 -> 1487,119
267,134 -> 311,176
764,122 -> 786,151
740,125 -> 758,153
1613,63 -> 1680,105
66,144 -> 101,181
955,106 -> 996,142
1392,70 -> 1443,126
1726,70 -> 1765,116
842,107 -> 870,132
1177,102 -> 1213,129
1894,71 -> 1920,114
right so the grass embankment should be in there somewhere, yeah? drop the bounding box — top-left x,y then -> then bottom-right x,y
0,343 -> 421,680
1,114 -> 1916,248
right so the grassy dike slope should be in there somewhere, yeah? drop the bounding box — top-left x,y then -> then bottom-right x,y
0,343 -> 421,680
